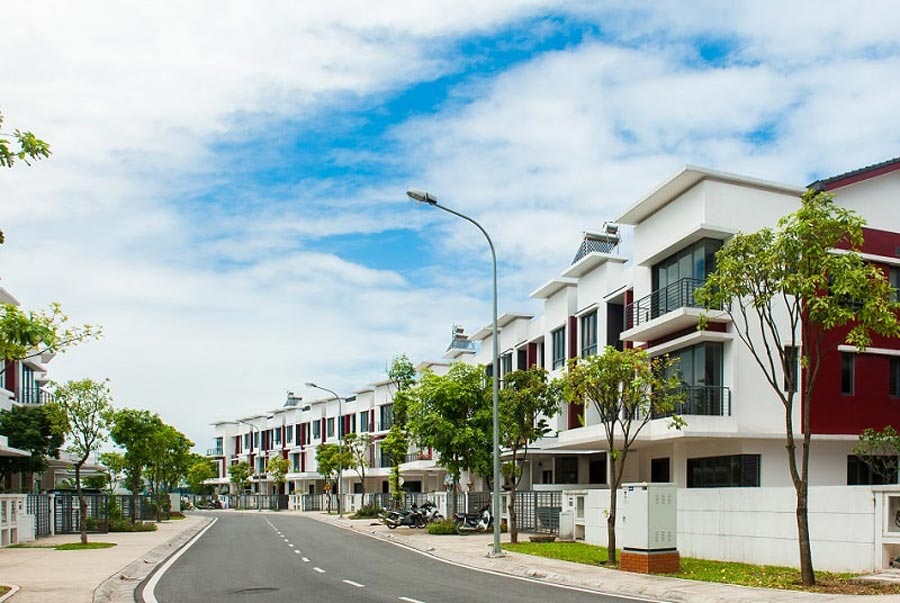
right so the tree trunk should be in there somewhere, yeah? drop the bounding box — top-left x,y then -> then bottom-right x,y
607,487 -> 617,564
130,475 -> 139,524
508,481 -> 518,544
449,473 -> 459,519
76,462 -> 88,545
796,481 -> 814,586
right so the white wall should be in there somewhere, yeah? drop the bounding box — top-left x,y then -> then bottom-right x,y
831,171 -> 900,232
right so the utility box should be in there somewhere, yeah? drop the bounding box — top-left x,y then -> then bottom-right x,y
558,510 -> 575,541
619,483 -> 679,574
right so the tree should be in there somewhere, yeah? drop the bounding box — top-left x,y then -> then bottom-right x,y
499,367 -> 560,544
406,362 -> 492,517
53,378 -> 113,544
695,189 -> 900,586
559,347 -> 684,563
0,404 -> 66,489
853,427 -> 900,483
385,354 -> 415,507
99,451 -> 126,493
110,409 -> 164,523
342,432 -> 372,498
0,109 -> 51,245
145,424 -> 193,521
315,443 -> 345,513
229,461 -> 251,495
186,456 -> 217,495
266,456 -> 290,508
0,303 -> 101,378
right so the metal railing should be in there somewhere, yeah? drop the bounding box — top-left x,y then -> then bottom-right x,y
206,447 -> 223,456
652,384 -> 732,418
625,277 -> 716,330
18,387 -> 53,405
508,490 -> 562,535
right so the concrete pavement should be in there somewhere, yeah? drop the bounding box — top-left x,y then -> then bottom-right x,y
295,509 -> 900,603
0,515 -> 209,603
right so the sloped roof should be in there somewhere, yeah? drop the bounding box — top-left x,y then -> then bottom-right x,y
809,156 -> 900,191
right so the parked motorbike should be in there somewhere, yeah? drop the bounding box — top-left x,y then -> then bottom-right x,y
420,500 -> 443,524
382,504 -> 426,529
453,503 -> 492,534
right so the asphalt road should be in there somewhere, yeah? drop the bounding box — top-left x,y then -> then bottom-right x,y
147,512 -> 646,603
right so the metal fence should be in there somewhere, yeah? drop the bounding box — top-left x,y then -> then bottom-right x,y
53,493 -> 109,534
510,490 -> 562,535
26,494 -> 51,537
220,494 -> 279,510
110,494 -> 163,521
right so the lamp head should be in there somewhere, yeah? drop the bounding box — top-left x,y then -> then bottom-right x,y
406,189 -> 438,205
305,382 -> 317,388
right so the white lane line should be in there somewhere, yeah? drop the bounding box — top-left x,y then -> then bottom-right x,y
143,517 -> 218,603
398,597 -> 426,603
301,557 -> 310,562
342,580 -> 365,588
294,550 -> 301,554
288,544 -> 295,548
313,567 -> 326,574
283,538 -> 289,542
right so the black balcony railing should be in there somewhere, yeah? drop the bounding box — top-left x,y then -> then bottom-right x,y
18,387 -> 53,405
206,448 -> 224,456
652,384 -> 731,418
625,278 -> 716,330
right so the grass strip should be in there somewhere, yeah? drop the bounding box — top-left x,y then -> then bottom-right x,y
55,542 -> 117,551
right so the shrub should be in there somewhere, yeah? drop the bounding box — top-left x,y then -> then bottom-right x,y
109,518 -> 158,532
350,504 -> 380,519
427,519 -> 458,535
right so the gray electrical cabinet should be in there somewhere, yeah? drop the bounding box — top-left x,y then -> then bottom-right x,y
620,482 -> 677,551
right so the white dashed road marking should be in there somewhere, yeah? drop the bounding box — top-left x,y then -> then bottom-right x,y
313,567 -> 326,574
294,550 -> 301,554
342,580 -> 365,588
399,597 -> 426,603
301,557 -> 310,562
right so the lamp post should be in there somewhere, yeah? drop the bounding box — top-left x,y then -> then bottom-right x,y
306,382 -> 345,517
236,418 -> 257,494
407,189 -> 503,558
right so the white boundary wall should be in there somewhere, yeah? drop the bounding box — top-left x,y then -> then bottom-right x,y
584,486 -> 877,572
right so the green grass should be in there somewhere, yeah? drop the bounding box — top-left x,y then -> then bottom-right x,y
0,585 -> 9,596
7,543 -> 57,549
503,541 -> 899,594
55,542 -> 117,551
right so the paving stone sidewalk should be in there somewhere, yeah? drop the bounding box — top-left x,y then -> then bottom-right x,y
296,510 -> 900,603
0,515 -> 209,603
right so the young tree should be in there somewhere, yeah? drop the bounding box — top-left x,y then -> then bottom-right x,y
342,432 -> 372,498
186,457 -> 217,495
99,451 -> 126,493
0,109 -> 51,245
385,354 -> 415,507
0,404 -> 66,489
266,456 -> 290,508
499,367 -> 560,544
53,378 -> 113,544
145,424 -> 193,521
315,443 -> 344,513
229,461 -> 251,495
0,303 -> 101,376
406,363 -> 492,518
110,409 -> 165,523
696,189 -> 900,586
559,347 -> 683,563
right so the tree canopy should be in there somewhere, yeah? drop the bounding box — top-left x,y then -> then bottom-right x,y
0,404 -> 66,487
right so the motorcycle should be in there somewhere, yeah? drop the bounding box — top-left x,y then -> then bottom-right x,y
420,500 -> 443,524
453,503 -> 493,534
382,504 -> 426,529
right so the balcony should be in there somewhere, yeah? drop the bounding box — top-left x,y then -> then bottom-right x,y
622,278 -> 728,343
17,387 -> 53,405
653,385 -> 732,418
206,448 -> 224,456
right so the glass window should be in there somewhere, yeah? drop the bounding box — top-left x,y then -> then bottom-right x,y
359,411 -> 370,432
312,420 -> 321,440
274,428 -> 281,445
286,425 -> 293,444
580,312 -> 598,357
652,238 -> 723,291
254,432 -> 259,449
687,454 -> 760,488
379,404 -> 393,431
841,353 -> 854,395
501,353 -> 513,376
244,433 -> 250,449
552,327 -> 566,370
890,267 -> 900,302
847,455 -> 898,485
326,417 -> 335,438
891,357 -> 900,398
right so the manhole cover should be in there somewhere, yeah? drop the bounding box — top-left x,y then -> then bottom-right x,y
229,587 -> 280,595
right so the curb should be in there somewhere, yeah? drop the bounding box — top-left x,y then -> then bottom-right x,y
92,517 -> 213,603
0,585 -> 19,603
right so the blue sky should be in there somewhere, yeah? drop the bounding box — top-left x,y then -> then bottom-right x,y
2,2 -> 900,448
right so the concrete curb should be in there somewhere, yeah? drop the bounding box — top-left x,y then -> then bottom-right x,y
0,585 -> 20,603
92,517 -> 213,603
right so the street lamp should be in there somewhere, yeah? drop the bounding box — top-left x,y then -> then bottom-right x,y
306,382 -> 345,517
407,188 -> 503,558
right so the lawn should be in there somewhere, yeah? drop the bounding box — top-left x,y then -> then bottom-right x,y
503,541 -> 900,595
55,542 -> 117,551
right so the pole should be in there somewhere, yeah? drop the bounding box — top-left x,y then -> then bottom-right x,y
237,419 -> 257,494
308,384 -> 344,517
429,202 -> 503,557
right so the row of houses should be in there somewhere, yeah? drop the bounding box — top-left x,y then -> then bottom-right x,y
207,157 -> 900,570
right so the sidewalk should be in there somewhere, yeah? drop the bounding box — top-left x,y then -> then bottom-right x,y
295,510 -> 900,603
0,516 -> 209,603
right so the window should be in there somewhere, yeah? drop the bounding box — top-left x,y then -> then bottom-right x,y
359,411 -> 370,432
552,327 -> 566,370
286,425 -> 293,444
254,432 -> 259,449
244,433 -> 250,449
783,346 -> 799,392
687,454 -> 760,488
847,455 -> 898,485
651,458 -> 671,483
891,357 -> 900,398
890,267 -> 900,302
501,353 -> 513,376
580,311 -> 598,357
379,404 -> 393,431
19,365 -> 36,403
274,428 -> 281,446
312,420 -> 321,440
326,417 -> 335,438
555,457 -> 579,484
651,238 -> 723,306
841,353 -> 855,395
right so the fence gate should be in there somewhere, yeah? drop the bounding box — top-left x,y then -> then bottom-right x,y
513,491 -> 562,535
53,494 -> 109,534
26,494 -> 52,537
